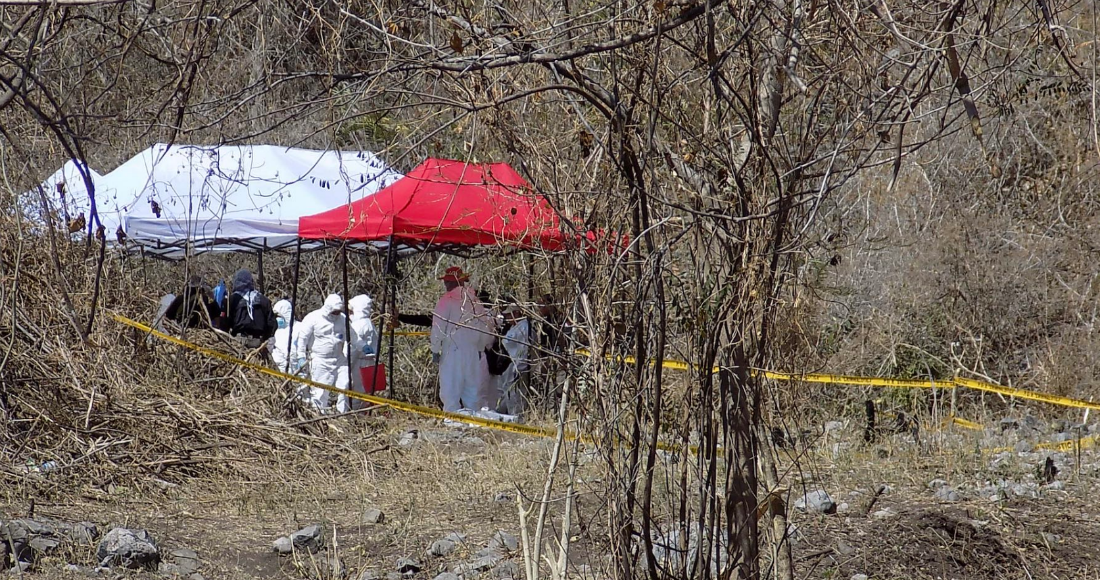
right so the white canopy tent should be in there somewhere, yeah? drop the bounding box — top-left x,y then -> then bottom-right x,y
30,143 -> 402,258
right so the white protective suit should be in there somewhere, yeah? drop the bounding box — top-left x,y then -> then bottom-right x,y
498,318 -> 531,416
295,294 -> 350,413
348,294 -> 381,402
430,285 -> 495,412
268,299 -> 300,373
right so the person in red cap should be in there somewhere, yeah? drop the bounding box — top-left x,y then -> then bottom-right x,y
430,266 -> 496,411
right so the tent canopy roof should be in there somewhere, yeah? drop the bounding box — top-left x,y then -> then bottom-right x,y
297,158 -> 564,250
31,143 -> 401,258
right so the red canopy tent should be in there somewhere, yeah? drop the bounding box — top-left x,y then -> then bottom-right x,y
295,158 -> 578,400
297,158 -> 564,250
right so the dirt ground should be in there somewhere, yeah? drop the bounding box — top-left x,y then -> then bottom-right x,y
5,413 -> 1100,580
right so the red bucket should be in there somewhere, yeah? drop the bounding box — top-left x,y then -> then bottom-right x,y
358,364 -> 387,394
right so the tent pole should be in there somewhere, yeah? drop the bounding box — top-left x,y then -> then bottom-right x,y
287,238 -> 302,375
257,241 -> 266,294
342,243 -> 353,408
386,242 -> 397,399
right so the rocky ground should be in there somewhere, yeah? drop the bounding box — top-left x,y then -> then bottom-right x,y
4,410 -> 1100,580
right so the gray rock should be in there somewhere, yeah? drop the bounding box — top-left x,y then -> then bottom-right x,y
9,540 -> 32,564
361,509 -> 385,525
290,524 -> 324,553
871,508 -> 897,519
835,540 -> 856,556
398,431 -> 419,447
488,531 -> 519,552
934,486 -> 960,502
824,420 -> 845,434
96,528 -> 159,570
432,574 -> 461,580
28,535 -> 61,554
1044,480 -> 1066,491
1014,440 -> 1034,453
9,561 -> 31,574
452,554 -> 503,574
159,562 -> 184,576
1051,433 -> 1072,443
68,522 -> 100,545
927,478 -> 948,490
396,557 -> 421,574
65,564 -> 90,574
169,548 -> 202,575
494,492 -> 514,503
188,574 -> 205,580
1012,483 -> 1039,498
428,539 -> 457,557
0,541 -> 8,571
1041,532 -> 1061,545
358,570 -> 380,580
851,575 -> 869,580
272,537 -> 293,555
794,490 -> 836,514
492,561 -> 521,579
384,573 -> 402,580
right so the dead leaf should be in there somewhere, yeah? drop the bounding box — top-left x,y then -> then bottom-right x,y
68,213 -> 85,234
449,31 -> 463,54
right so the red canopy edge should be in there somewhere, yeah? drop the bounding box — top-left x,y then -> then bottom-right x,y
298,158 -> 573,250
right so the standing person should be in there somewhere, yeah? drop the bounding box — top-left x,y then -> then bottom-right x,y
294,294 -> 350,413
268,299 -> 299,373
497,305 -> 531,416
430,266 -> 494,412
348,294 -> 380,399
227,269 -> 278,347
165,275 -> 221,329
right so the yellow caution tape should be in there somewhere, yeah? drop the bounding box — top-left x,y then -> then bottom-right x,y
113,314 -> 690,453
949,415 -> 984,431
113,314 -> 561,440
392,330 -> 431,337
575,349 -> 1100,412
120,314 -> 1100,456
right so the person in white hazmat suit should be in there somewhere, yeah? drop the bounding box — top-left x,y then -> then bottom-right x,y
430,267 -> 495,412
348,294 -> 380,403
268,299 -> 300,373
497,306 -> 531,416
294,294 -> 350,413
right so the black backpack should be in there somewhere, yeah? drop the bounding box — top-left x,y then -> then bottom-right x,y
230,291 -> 277,339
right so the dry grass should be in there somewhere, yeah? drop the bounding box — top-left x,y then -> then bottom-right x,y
9,394 -> 1100,580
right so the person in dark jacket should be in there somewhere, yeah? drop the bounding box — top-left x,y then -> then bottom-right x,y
165,275 -> 221,329
227,269 -> 277,345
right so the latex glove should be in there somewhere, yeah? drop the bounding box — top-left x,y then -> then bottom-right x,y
293,358 -> 306,372
432,352 -> 440,364
362,345 -> 375,356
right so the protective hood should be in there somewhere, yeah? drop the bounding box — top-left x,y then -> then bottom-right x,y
320,294 -> 344,316
349,295 -> 373,321
232,269 -> 255,293
273,299 -> 293,321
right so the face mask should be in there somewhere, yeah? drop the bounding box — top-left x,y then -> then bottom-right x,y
277,319 -> 288,329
